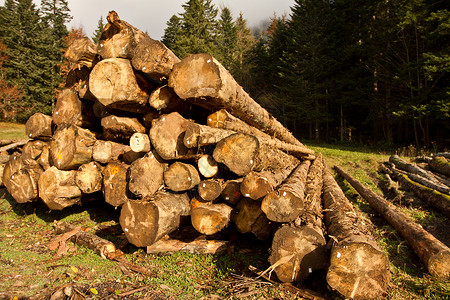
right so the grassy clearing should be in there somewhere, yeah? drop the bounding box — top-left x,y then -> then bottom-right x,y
0,122 -> 28,140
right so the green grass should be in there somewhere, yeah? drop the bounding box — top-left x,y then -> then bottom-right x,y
0,122 -> 28,140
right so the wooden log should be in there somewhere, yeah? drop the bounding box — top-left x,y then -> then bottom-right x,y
389,155 -> 440,184
261,160 -> 311,223
149,112 -> 197,160
2,153 -> 24,192
89,58 -> 150,113
0,164 -> 4,187
168,53 -> 301,146
132,38 -> 180,82
213,133 -> 259,176
119,191 -> 191,247
221,179 -> 243,205
232,197 -> 276,240
141,110 -> 162,127
0,140 -> 27,153
335,166 -> 450,279
198,179 -> 222,202
21,140 -> 48,161
7,163 -> 43,203
65,65 -> 94,99
50,124 -> 96,170
164,161 -> 200,192
429,156 -> 450,177
101,115 -> 146,143
207,109 -> 314,158
92,140 -> 131,164
97,11 -> 148,59
52,88 -> 97,128
190,202 -> 233,235
38,144 -> 51,170
128,151 -> 166,199
435,153 -> 450,159
269,154 -> 327,283
183,122 -> 235,148
38,166 -> 83,210
146,237 -> 228,255
197,154 -> 218,178
75,161 -> 103,194
102,162 -> 130,207
322,162 -> 390,299
25,113 -> 53,140
64,37 -> 98,68
129,132 -> 151,153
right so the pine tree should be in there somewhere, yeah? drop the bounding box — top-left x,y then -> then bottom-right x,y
162,14 -> 184,55
216,7 -> 237,71
232,12 -> 255,87
92,16 -> 104,44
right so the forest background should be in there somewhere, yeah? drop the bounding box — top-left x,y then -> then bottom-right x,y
0,0 -> 448,150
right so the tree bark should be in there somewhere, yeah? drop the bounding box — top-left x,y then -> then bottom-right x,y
102,162 -> 130,207
322,162 -> 390,299
190,203 -> 233,235
97,10 -> 148,60
22,140 -> 48,161
89,58 -> 150,113
75,161 -> 103,194
119,191 -> 190,247
131,38 -> 180,82
25,113 -> 53,140
335,166 -> 450,279
52,89 -> 97,128
429,156 -> 450,178
261,160 -> 311,223
168,54 -> 302,146
232,198 -> 276,240
164,161 -> 200,192
197,154 -> 218,178
146,237 -> 228,255
129,132 -> 151,153
389,155 -> 439,183
50,124 -> 96,170
101,115 -> 146,143
38,144 -> 51,171
128,151 -> 166,199
38,166 -> 83,210
64,37 -> 98,68
198,179 -> 222,202
183,122 -> 235,148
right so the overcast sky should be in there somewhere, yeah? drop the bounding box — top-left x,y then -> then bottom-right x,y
0,1 -> 297,39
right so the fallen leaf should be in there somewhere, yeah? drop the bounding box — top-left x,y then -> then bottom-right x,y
70,266 -> 79,273
90,287 -> 98,295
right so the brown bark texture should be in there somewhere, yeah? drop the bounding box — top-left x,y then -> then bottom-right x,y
25,113 -> 53,140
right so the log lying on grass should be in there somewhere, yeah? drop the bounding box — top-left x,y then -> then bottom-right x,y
119,191 -> 190,247
168,54 -> 302,146
322,162 -> 390,299
146,237 -> 228,255
335,166 -> 450,280
390,155 -> 440,184
429,156 -> 450,178
191,202 -> 233,235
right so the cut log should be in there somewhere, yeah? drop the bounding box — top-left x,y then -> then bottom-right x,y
183,122 -> 235,148
232,197 -> 276,240
261,160 -> 311,223
2,153 -> 24,192
0,164 -> 4,187
89,58 -> 150,113
101,115 -> 146,143
146,237 -> 228,255
119,191 -> 191,247
190,203 -> 233,235
38,166 -> 83,210
102,162 -> 130,207
0,140 -> 27,153
141,110 -> 162,127
52,88 -> 97,128
92,140 -> 131,164
389,155 -> 440,184
429,156 -> 450,178
97,10 -> 148,60
65,65 -> 96,101
64,37 -> 98,68
25,113 -> 53,140
129,132 -> 151,153
8,163 -> 43,203
207,109 -> 314,158
132,38 -> 180,82
164,161 -> 200,192
221,179 -> 243,205
128,151 -> 166,199
197,154 -> 218,178
213,133 -> 259,176
149,112 -> 197,160
168,53 -> 302,146
75,161 -> 103,194
38,144 -> 51,170
198,179 -> 222,202
50,124 -> 96,170
21,140 -> 48,161
335,166 -> 450,279
322,162 -> 390,299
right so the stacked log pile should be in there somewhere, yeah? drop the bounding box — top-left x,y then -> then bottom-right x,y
0,11 -> 398,299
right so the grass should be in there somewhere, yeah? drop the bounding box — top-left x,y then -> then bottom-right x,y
0,122 -> 28,140
1,123 -> 449,299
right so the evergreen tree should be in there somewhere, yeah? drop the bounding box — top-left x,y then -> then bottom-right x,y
92,16 -> 104,44
216,7 -> 237,71
231,13 -> 255,88
162,14 -> 184,55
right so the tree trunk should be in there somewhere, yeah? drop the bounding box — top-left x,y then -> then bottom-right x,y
429,156 -> 450,178
221,179 -> 243,205
22,140 -> 48,161
148,85 -> 183,111
197,154 -> 218,178
198,179 -> 223,202
261,160 -> 311,223
336,166 -> 450,279
129,132 -> 151,153
183,122 -> 235,148
119,191 -> 191,247
128,151 -> 166,199
146,237 -> 228,255
2,153 -> 23,193
389,155 -> 439,183
232,198 -> 276,240
64,37 -> 98,68
102,162 -> 130,207
322,162 -> 390,299
52,89 -> 97,128
168,54 -> 301,146
50,124 -> 96,170
131,38 -> 180,82
89,58 -> 150,113
101,115 -> 146,143
25,113 -> 53,140
7,163 -> 43,204
38,166 -> 83,210
92,140 -> 131,164
65,65 -> 96,101
164,161 -> 200,192
75,161 -> 103,194
97,10 -> 148,60
190,203 -> 233,235
38,144 -> 51,171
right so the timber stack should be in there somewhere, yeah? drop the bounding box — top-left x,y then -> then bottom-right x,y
0,11 -> 403,299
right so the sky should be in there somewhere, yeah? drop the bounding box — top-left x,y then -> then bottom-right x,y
0,0 -> 297,39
